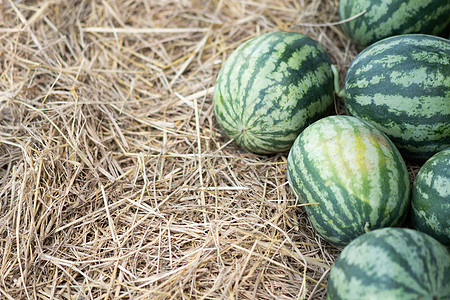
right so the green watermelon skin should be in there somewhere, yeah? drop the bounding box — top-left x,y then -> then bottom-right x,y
412,147 -> 450,246
327,228 -> 450,300
213,31 -> 334,154
339,0 -> 450,47
344,34 -> 450,162
286,115 -> 410,247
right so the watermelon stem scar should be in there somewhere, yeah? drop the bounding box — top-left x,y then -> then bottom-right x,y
364,222 -> 370,233
331,64 -> 346,98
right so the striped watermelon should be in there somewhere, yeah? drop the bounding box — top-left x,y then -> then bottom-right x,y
286,115 -> 410,247
213,31 -> 334,154
344,34 -> 450,161
412,147 -> 450,246
327,228 -> 450,299
339,0 -> 450,47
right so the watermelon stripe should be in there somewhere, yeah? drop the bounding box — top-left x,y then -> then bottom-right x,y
367,2 -> 440,34
328,265 -> 425,298
288,132 -> 356,243
378,232 -> 429,290
350,34 -> 448,63
323,119 -> 365,231
238,34 -> 286,128
333,258 -> 427,296
333,245 -> 428,295
346,97 -> 450,141
227,33 -> 274,129
238,34 -> 293,127
242,51 -> 330,129
220,34 -> 270,127
348,75 -> 448,98
303,150 -> 357,237
368,137 -> 388,228
346,95 -> 449,119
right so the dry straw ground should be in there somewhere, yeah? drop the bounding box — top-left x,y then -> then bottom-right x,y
0,1 -> 420,299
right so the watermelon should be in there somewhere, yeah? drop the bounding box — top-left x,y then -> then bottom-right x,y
213,31 -> 334,154
412,147 -> 450,246
327,228 -> 450,300
344,34 -> 450,162
286,115 -> 410,247
339,0 -> 450,47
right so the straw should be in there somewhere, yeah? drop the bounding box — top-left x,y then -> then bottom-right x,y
0,1 -> 420,299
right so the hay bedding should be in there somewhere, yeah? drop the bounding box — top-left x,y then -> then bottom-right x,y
0,1 -> 420,299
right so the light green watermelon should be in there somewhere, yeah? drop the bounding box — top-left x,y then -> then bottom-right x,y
287,115 -> 410,247
327,228 -> 450,299
339,0 -> 450,47
213,31 -> 334,154
344,34 -> 450,161
412,147 -> 450,246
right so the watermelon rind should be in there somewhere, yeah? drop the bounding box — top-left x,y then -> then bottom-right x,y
344,34 -> 450,162
287,115 -> 410,247
213,31 -> 334,154
412,147 -> 450,246
327,228 -> 450,300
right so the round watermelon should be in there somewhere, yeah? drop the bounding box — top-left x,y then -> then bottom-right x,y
339,0 -> 450,47
412,147 -> 450,246
213,31 -> 334,154
327,228 -> 450,299
287,115 -> 410,247
344,34 -> 450,161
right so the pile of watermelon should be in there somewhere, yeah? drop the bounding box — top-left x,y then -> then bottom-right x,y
213,0 -> 449,298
